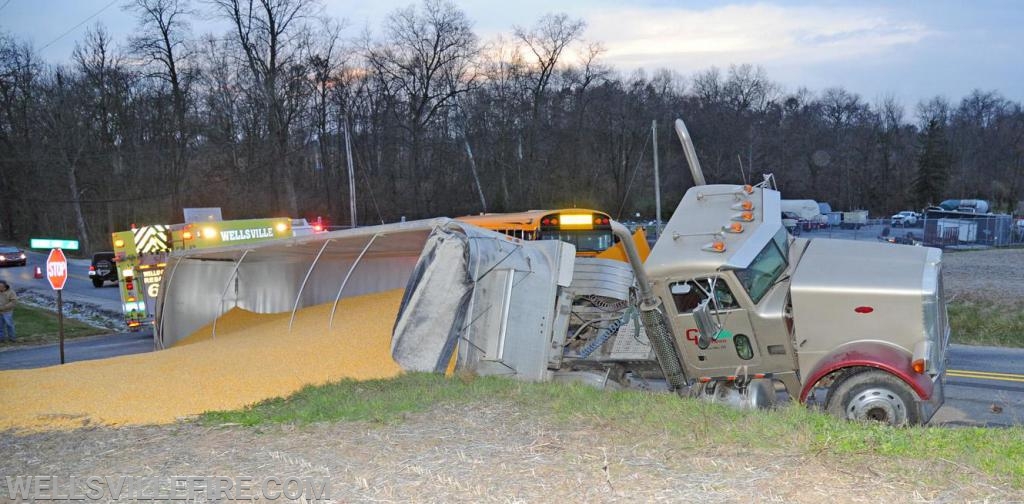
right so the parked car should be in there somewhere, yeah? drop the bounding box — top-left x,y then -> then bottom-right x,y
0,246 -> 27,267
89,251 -> 118,287
891,211 -> 921,227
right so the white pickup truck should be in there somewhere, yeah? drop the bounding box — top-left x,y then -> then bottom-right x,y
891,211 -> 922,227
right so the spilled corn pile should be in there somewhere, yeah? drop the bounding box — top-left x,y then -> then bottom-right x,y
0,289 -> 404,431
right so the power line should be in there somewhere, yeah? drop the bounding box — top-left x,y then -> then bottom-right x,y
39,0 -> 119,52
0,0 -> 12,13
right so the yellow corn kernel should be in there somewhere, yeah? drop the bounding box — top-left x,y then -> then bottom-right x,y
0,289 -> 405,431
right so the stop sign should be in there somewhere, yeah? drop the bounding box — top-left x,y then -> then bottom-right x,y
46,248 -> 68,290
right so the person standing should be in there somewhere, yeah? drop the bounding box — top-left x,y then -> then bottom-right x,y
0,281 -> 16,342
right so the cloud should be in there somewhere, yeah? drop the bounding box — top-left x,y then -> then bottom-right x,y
583,3 -> 932,71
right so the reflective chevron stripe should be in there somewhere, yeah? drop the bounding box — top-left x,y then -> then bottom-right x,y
132,225 -> 171,253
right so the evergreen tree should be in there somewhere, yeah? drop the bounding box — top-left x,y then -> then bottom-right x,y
913,117 -> 950,207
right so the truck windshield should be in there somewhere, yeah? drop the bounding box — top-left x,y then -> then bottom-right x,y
735,237 -> 788,304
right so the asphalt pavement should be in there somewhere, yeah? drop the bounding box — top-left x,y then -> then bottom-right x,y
0,248 -> 122,313
0,330 -> 153,370
932,344 -> 1024,427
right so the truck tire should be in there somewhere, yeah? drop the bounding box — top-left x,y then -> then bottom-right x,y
92,278 -> 104,288
825,369 -> 921,426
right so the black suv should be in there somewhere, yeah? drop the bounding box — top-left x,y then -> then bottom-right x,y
90,252 -> 118,287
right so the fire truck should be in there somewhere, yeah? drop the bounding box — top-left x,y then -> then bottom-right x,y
112,217 -> 310,330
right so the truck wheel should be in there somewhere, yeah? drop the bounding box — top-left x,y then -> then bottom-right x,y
825,370 -> 920,426
92,278 -> 104,288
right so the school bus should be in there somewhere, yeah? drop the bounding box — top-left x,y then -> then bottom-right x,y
455,209 -> 650,261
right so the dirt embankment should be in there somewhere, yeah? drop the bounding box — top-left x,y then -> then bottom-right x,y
1,403 -> 1014,503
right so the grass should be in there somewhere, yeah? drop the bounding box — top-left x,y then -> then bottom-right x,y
0,304 -> 108,347
204,372 -> 1024,487
948,299 -> 1024,347
203,372 -> 521,426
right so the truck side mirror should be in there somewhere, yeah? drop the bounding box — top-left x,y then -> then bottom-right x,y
692,297 -> 722,349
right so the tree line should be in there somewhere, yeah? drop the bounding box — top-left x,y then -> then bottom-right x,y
1,0 -> 1022,253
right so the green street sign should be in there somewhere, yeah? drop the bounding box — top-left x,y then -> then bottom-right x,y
30,238 -> 80,250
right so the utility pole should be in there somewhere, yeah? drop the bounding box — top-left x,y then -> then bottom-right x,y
464,139 -> 488,213
652,120 -> 662,236
343,115 -> 357,228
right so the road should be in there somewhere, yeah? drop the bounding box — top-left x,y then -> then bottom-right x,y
0,330 -> 153,370
0,248 -> 122,313
933,344 -> 1024,426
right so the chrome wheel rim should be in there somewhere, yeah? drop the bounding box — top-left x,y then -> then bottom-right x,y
846,387 -> 907,425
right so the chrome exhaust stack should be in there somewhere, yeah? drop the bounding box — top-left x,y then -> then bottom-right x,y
674,118 -> 706,186
610,220 -> 689,391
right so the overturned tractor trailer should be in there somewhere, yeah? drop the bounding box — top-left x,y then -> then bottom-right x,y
154,120 -> 948,426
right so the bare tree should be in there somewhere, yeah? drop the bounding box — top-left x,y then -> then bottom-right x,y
39,68 -> 92,253
126,0 -> 196,219
514,13 -> 584,118
366,0 -> 479,213
74,25 -> 133,245
208,0 -> 320,215
306,17 -> 348,221
0,34 -> 41,238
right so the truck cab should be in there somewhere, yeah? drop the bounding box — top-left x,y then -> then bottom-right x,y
644,182 -> 947,424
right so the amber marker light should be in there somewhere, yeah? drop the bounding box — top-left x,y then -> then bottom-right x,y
723,222 -> 744,233
912,359 -> 926,374
703,241 -> 727,253
732,211 -> 754,222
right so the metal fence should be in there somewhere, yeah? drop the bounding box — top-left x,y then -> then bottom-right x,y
637,216 -> 1024,250
919,215 -> 1023,248
807,216 -> 1024,249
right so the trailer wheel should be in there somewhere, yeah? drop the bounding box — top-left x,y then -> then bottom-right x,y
825,370 -> 920,426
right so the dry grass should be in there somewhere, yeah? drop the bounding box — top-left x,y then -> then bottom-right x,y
943,248 -> 1024,307
2,400 -> 1017,502
0,289 -> 404,431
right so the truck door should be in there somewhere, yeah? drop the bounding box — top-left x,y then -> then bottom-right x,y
668,276 -> 761,374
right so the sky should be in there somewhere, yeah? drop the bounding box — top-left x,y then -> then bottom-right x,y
1,0 -> 1022,106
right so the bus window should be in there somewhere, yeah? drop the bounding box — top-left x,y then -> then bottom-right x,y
537,230 -> 614,252
454,209 -> 616,255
